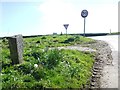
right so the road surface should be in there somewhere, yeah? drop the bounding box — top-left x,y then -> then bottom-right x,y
89,35 -> 119,88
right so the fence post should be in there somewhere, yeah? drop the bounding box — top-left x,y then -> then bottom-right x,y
8,34 -> 23,65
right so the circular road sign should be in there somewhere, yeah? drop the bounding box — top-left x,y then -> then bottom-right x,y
81,10 -> 88,18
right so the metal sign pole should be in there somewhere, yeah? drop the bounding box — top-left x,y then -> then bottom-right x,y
66,28 -> 67,36
84,18 -> 86,37
81,9 -> 88,37
63,24 -> 69,37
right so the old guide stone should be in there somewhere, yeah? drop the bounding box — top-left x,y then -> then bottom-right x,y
8,35 -> 23,64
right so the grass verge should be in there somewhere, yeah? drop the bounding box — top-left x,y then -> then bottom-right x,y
1,35 -> 96,89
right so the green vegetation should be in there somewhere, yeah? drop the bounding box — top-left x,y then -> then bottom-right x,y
109,32 -> 120,35
23,35 -> 96,49
1,35 -> 96,89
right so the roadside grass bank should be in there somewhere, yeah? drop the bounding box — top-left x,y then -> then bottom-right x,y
1,35 -> 100,89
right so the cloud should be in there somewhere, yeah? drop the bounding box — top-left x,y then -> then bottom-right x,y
38,0 -> 83,34
86,4 -> 118,33
38,0 -> 118,34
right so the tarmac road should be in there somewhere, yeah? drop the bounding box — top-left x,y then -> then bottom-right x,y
89,35 -> 119,88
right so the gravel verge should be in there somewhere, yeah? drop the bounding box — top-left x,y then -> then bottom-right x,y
87,40 -> 113,89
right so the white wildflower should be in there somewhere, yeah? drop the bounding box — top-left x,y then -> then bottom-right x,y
34,64 -> 38,68
42,49 -> 45,52
38,57 -> 40,61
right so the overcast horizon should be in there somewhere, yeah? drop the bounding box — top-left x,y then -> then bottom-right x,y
0,0 -> 119,37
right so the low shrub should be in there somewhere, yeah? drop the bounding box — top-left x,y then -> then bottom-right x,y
14,62 -> 34,74
62,37 -> 75,43
41,36 -> 46,39
45,48 -> 63,69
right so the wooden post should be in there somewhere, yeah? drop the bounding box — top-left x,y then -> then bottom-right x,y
8,35 -> 23,65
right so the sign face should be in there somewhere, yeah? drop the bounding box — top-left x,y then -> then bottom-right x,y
81,10 -> 88,18
63,24 -> 69,30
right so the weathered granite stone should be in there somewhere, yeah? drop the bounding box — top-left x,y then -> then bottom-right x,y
8,35 -> 23,64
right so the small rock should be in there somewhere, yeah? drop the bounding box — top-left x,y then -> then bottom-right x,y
93,71 -> 97,75
95,62 -> 99,65
91,82 -> 96,86
94,67 -> 99,69
91,78 -> 96,82
93,69 -> 99,72
92,75 -> 100,78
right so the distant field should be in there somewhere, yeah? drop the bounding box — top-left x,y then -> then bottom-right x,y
109,32 -> 120,35
1,35 -> 96,89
